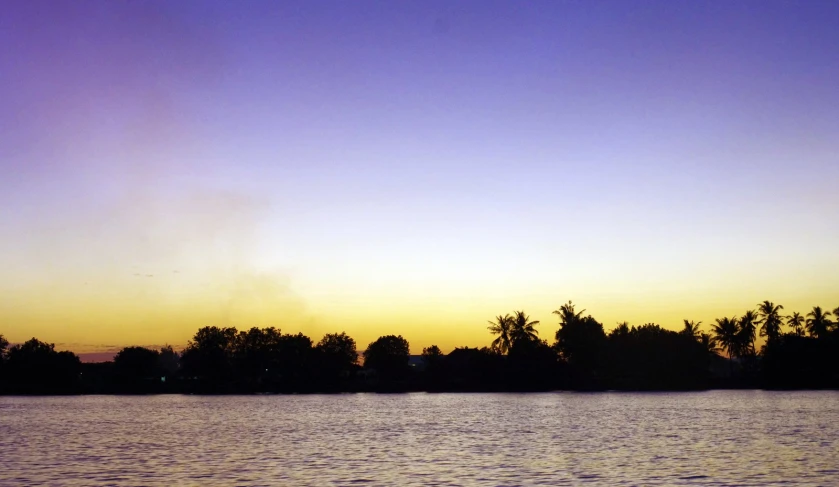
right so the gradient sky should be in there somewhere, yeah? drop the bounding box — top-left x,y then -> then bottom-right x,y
1,1 -> 838,355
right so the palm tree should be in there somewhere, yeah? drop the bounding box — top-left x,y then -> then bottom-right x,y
805,306 -> 833,339
757,300 -> 784,342
681,320 -> 702,341
738,310 -> 759,357
712,316 -> 740,377
510,310 -> 539,345
787,312 -> 806,337
552,301 -> 585,328
712,316 -> 740,359
699,332 -> 718,355
487,314 -> 514,354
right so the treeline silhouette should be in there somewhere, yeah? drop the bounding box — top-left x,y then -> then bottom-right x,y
1,300 -> 838,394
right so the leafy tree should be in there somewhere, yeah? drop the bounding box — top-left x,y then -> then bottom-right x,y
487,314 -> 513,354
613,322 -> 631,337
421,345 -> 443,366
762,331 -> 839,389
113,346 -> 161,383
274,333 -> 314,385
180,326 -> 238,383
158,345 -> 180,377
231,327 -> 282,384
444,346 -> 504,391
316,332 -> 358,376
5,338 -> 81,393
681,320 -> 702,341
363,335 -> 410,379
787,312 -> 806,337
605,323 -> 708,390
553,302 -> 604,365
553,302 -> 606,388
507,338 -> 558,391
757,301 -> 784,342
806,306 -> 833,339
421,345 -> 445,389
510,310 -> 539,346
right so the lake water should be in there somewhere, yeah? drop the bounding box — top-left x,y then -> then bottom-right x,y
1,391 -> 838,486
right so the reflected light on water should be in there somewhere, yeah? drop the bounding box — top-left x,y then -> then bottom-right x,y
1,391 -> 838,486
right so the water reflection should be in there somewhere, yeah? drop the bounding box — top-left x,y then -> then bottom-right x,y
1,392 -> 837,486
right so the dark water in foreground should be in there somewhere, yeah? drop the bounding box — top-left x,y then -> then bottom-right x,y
1,392 -> 838,486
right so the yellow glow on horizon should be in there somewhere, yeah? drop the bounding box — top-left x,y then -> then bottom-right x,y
2,262 -> 837,355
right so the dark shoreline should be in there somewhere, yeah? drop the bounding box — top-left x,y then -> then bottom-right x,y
3,301 -> 838,395
4,384 -> 839,397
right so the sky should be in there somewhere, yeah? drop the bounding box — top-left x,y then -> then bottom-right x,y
1,0 -> 838,356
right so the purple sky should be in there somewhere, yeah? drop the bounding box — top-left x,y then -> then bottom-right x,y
1,1 -> 838,353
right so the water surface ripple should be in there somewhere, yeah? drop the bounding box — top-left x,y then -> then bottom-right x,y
1,391 -> 838,486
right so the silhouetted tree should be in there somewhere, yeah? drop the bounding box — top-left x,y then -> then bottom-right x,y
738,310 -> 759,357
553,302 -> 606,389
158,345 -> 180,378
757,301 -> 784,343
806,306 -> 833,339
554,304 -> 605,366
787,312 -> 806,337
0,334 -> 7,386
421,345 -> 445,389
553,301 -> 586,330
487,314 -> 513,354
113,347 -> 161,392
180,326 -> 238,389
7,299 -> 839,395
421,345 -> 443,365
507,338 -> 558,391
762,332 -> 839,389
231,327 -> 282,388
0,334 -> 7,362
510,310 -> 539,346
606,323 -> 709,390
614,322 -> 630,336
316,332 -> 358,381
363,335 -> 410,381
273,332 -> 314,391
712,317 -> 740,359
444,346 -> 503,391
5,338 -> 81,393
681,320 -> 702,341
114,347 -> 160,376
699,332 -> 718,355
